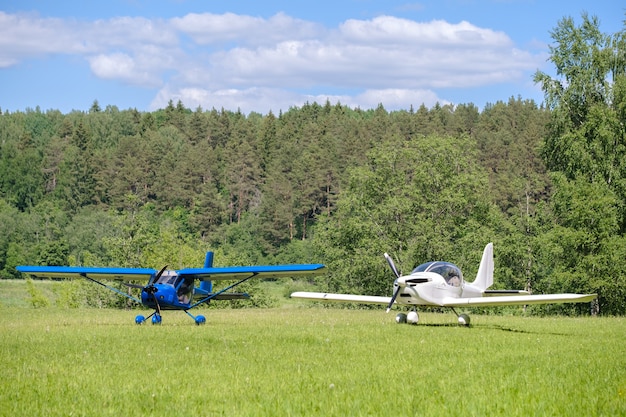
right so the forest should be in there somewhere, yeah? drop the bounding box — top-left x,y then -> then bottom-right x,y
1,14 -> 625,315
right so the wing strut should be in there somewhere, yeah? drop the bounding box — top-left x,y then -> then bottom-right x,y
188,273 -> 257,309
82,274 -> 143,304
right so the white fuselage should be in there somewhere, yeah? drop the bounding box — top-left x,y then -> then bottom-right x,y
394,272 -> 464,306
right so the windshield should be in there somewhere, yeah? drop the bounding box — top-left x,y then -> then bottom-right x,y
411,261 -> 463,287
153,272 -> 193,303
155,271 -> 178,285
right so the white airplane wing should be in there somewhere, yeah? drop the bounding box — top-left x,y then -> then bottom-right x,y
440,293 -> 597,307
292,291 -> 596,308
290,291 -> 391,305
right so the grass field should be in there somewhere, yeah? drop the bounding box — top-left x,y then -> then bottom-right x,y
1,281 -> 625,416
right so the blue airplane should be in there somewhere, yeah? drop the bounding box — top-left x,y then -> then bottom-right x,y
17,252 -> 326,325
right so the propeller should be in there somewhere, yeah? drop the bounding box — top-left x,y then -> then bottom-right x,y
123,265 -> 168,290
124,265 -> 168,315
145,265 -> 168,317
149,265 -> 169,287
384,253 -> 402,313
384,252 -> 400,279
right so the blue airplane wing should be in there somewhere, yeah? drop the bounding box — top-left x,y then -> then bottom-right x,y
178,264 -> 326,281
16,266 -> 156,281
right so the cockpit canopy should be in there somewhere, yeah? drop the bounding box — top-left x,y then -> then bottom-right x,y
154,271 -> 194,303
411,261 -> 463,287
155,271 -> 178,285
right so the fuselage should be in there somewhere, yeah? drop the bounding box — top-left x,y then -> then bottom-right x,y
394,274 -> 461,306
393,261 -> 465,306
141,271 -> 194,310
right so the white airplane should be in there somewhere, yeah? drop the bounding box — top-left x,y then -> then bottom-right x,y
291,243 -> 597,326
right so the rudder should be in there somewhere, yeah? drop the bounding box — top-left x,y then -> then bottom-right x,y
471,243 -> 494,290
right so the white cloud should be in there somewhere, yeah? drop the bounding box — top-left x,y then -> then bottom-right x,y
171,12 -> 323,46
355,89 -> 449,109
0,12 -> 89,63
88,53 -> 162,87
339,16 -> 512,47
200,16 -> 538,93
90,53 -> 134,79
151,85 -> 448,114
152,85 -> 313,114
0,11 -> 545,112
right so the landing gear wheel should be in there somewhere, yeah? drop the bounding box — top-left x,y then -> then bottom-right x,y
458,314 -> 470,327
407,311 -> 419,325
151,314 -> 162,325
135,315 -> 145,325
395,313 -> 407,324
194,315 -> 206,325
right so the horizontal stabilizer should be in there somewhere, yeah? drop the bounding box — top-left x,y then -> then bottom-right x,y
291,291 -> 391,305
208,293 -> 249,300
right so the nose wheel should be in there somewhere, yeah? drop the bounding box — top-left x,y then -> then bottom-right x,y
134,312 -> 162,325
135,311 -> 206,325
451,308 -> 471,326
395,310 -> 470,326
395,311 -> 419,324
457,313 -> 470,326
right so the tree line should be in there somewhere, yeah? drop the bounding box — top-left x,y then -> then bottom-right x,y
1,13 -> 625,314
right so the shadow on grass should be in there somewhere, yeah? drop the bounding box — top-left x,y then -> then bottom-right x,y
411,322 -> 571,336
477,324 -> 571,336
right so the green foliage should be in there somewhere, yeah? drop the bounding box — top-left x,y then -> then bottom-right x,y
314,133 -> 507,296
25,278 -> 50,308
475,98 -> 550,217
53,280 -> 83,308
0,199 -> 22,278
531,13 -> 626,314
534,13 -> 626,224
1,100 -> 547,266
36,240 -> 70,266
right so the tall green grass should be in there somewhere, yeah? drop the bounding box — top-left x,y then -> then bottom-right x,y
0,306 -> 624,416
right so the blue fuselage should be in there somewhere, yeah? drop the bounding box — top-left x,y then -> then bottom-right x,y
141,283 -> 191,310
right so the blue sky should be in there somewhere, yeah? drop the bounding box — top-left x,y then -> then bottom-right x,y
1,0 -> 623,114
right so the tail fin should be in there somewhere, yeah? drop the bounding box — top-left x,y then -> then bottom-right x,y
471,243 -> 494,291
200,251 -> 214,293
